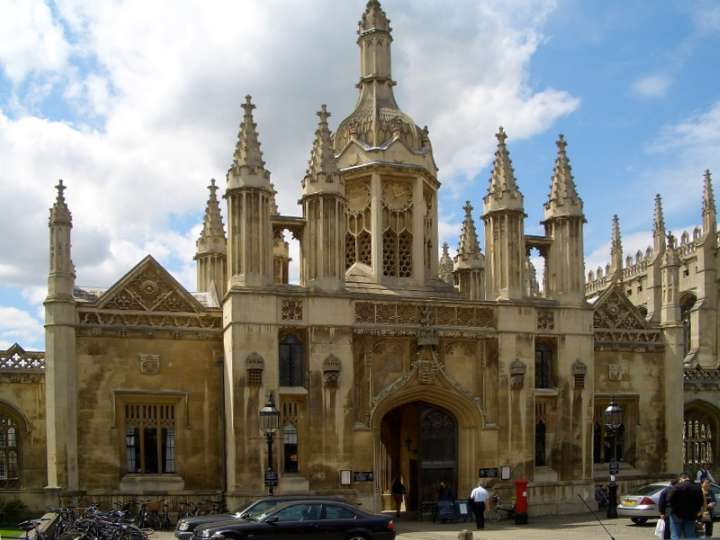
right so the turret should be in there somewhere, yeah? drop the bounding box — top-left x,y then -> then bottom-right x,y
195,179 -> 227,300
660,232 -> 680,324
301,105 -> 346,290
482,127 -> 526,300
694,170 -> 718,367
335,1 -> 438,288
542,134 -> 585,303
438,242 -> 454,286
453,201 -> 485,300
609,214 -> 623,281
644,194 -> 666,321
225,95 -> 274,288
43,180 -> 79,490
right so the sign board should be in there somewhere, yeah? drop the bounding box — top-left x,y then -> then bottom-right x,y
457,502 -> 469,516
501,466 -> 511,480
264,470 -> 278,487
339,470 -> 352,486
608,461 -> 619,475
479,468 -> 499,478
352,471 -> 374,482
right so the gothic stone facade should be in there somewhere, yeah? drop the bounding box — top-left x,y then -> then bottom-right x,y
1,0 -> 712,516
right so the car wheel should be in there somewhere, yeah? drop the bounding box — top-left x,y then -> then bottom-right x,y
631,517 -> 648,525
345,535 -> 369,540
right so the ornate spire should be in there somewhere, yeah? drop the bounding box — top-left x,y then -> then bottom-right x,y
438,242 -> 454,285
653,193 -> 666,255
454,201 -> 484,269
484,127 -> 524,213
359,0 -> 390,34
196,179 -> 226,255
227,95 -> 271,190
303,105 -> 342,195
610,214 -> 623,277
49,179 -> 72,225
703,169 -> 716,235
544,134 -> 583,219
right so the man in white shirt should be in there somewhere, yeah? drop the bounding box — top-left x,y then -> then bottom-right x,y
469,482 -> 490,529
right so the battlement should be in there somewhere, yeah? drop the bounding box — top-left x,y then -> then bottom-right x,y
585,226 -> 715,297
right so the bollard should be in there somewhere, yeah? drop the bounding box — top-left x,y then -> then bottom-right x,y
458,529 -> 474,540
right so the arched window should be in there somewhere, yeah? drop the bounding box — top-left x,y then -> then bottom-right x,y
535,342 -> 554,389
0,409 -> 21,488
283,423 -> 298,473
681,294 -> 696,356
279,334 -> 305,387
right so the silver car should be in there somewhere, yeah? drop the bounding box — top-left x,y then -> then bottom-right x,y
618,482 -> 720,525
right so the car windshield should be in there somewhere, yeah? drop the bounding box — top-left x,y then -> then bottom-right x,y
245,501 -> 276,519
632,484 -> 665,496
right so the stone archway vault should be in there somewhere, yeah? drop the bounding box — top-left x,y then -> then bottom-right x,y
371,383 -> 484,509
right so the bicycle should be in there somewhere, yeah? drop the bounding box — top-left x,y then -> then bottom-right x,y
486,495 -> 516,522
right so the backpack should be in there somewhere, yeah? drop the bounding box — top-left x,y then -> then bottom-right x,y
699,469 -> 709,483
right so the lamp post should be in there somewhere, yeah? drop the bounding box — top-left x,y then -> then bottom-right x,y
259,392 -> 280,495
603,398 -> 623,519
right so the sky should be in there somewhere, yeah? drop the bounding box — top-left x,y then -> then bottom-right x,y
1,0 -> 719,350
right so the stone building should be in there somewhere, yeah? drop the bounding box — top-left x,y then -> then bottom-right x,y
0,0 -> 709,516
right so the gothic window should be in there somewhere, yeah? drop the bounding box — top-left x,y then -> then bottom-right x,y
279,334 -> 305,387
382,229 -> 397,276
535,420 -> 547,466
346,181 -> 371,269
283,423 -> 299,473
681,294 -> 696,356
535,342 -> 554,389
0,410 -> 21,488
123,402 -> 176,474
683,407 -> 717,475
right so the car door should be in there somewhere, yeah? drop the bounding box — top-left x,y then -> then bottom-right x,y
317,503 -> 359,540
263,503 -> 322,540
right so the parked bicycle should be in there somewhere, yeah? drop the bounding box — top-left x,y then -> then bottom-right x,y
486,494 -> 516,522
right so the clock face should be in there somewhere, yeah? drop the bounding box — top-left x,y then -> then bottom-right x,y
384,181 -> 413,211
347,182 -> 370,213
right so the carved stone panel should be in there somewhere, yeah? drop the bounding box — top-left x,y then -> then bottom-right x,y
138,354 -> 160,375
537,309 -> 555,331
281,298 -> 303,321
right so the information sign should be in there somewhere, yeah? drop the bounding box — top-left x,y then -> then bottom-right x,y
479,468 -> 499,478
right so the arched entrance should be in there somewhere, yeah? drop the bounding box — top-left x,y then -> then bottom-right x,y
379,402 -> 457,511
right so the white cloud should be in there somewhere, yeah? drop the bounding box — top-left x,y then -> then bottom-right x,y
631,74 -> 671,98
0,1 -> 578,346
0,306 -> 44,349
0,0 -> 70,83
639,101 -> 720,214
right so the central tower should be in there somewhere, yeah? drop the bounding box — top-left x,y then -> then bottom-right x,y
335,0 -> 439,288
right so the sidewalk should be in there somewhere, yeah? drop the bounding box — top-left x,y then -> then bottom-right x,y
394,512 -> 659,539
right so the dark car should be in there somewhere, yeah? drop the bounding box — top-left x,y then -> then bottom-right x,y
176,496 -> 346,540
194,500 -> 395,540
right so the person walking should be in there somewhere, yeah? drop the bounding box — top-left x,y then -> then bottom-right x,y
667,473 -> 704,539
700,479 -> 715,538
696,463 -> 716,484
659,479 -> 679,540
469,481 -> 489,530
391,477 -> 406,517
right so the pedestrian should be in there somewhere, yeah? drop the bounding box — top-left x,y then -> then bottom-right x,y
700,479 -> 715,538
391,477 -> 406,517
437,481 -> 452,501
667,473 -> 704,539
469,481 -> 489,530
659,479 -> 679,540
696,463 -> 716,484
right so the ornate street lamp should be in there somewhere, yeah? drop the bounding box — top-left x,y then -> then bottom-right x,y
603,398 -> 624,519
259,392 -> 280,495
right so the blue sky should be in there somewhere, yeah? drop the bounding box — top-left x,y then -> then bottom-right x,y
1,0 -> 719,350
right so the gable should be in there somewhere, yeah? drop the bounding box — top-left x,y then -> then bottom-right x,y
96,256 -> 204,313
592,282 -> 662,351
592,283 -> 647,330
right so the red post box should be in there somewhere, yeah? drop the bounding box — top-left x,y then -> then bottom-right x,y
514,478 -> 529,524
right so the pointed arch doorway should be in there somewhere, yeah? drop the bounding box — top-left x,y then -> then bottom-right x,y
379,401 -> 458,511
